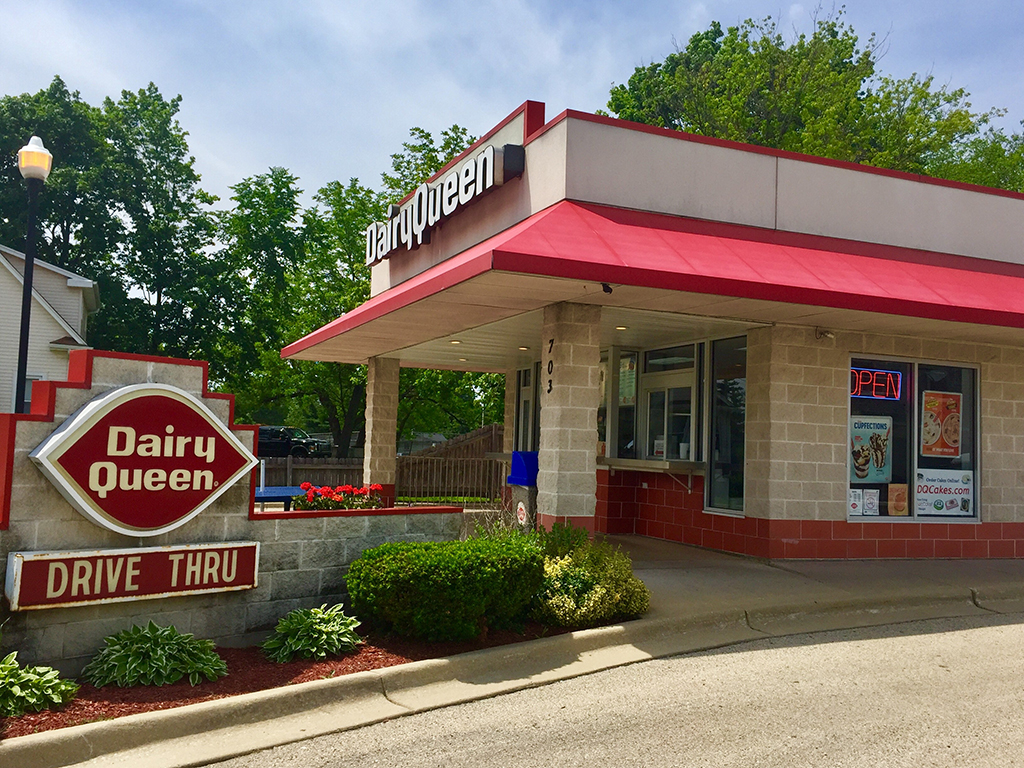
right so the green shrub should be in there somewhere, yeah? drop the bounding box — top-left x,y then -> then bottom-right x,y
0,650 -> 78,717
537,522 -> 591,558
533,541 -> 650,629
262,604 -> 363,663
346,534 -> 545,642
82,622 -> 228,688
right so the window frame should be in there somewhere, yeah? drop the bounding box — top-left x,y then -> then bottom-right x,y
847,354 -> 982,523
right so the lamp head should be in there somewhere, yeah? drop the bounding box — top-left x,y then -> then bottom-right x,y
18,136 -> 53,182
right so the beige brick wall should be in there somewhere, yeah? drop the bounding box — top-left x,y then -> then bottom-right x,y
752,325 -> 1024,523
363,356 -> 399,486
537,303 -> 601,518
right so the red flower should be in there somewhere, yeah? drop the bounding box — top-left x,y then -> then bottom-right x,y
340,485 -> 354,494
306,490 -> 315,501
356,486 -> 369,495
370,484 -> 383,492
300,482 -> 312,491
319,486 -> 332,495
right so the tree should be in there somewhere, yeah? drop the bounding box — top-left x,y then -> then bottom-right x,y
99,84 -> 223,358
605,13 -> 1024,191
0,77 -> 121,279
225,176 -> 384,457
0,79 -> 232,358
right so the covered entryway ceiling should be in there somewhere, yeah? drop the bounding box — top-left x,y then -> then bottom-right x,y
283,200 -> 1024,371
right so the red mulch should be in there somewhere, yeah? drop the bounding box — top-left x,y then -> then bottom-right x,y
1,624 -> 567,740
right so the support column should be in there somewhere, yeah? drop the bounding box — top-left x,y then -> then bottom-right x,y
363,356 -> 399,506
537,302 -> 601,532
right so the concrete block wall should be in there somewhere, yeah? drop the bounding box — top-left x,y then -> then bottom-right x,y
760,325 -> 1024,523
0,354 -> 466,674
537,302 -> 601,527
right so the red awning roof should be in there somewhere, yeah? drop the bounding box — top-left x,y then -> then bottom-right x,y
283,201 -> 1024,361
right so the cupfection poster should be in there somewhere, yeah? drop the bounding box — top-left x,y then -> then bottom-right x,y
850,416 -> 893,484
921,391 -> 961,458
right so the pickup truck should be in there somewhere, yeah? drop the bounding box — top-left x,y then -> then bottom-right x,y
257,426 -> 331,458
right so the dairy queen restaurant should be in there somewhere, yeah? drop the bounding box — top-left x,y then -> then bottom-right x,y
284,100 -> 1024,561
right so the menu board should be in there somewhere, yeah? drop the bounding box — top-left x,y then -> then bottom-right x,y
849,416 -> 892,484
921,391 -> 961,458
915,469 -> 973,516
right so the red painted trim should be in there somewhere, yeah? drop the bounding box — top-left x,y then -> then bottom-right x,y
395,101 -> 546,206
0,415 -> 14,529
528,109 -> 1024,202
283,197 -> 1024,363
281,249 -> 494,358
0,349 -> 258,530
571,201 -> 1024,281
251,505 -> 463,520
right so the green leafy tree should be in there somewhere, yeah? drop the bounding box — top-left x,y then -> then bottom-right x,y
223,175 -> 383,456
0,77 -> 120,275
0,79 -> 232,357
605,13 -> 1024,190
98,84 -> 223,357
378,125 -> 506,439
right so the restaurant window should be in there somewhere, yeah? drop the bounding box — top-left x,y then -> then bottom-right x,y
617,352 -> 638,459
641,345 -> 696,461
848,359 -> 977,519
597,355 -> 608,457
514,365 -> 540,452
708,337 -> 746,511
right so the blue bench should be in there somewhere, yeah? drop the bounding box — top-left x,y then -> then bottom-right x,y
254,486 -> 304,511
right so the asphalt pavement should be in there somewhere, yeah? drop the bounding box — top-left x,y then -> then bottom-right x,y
211,614 -> 1024,768
5,535 -> 1024,768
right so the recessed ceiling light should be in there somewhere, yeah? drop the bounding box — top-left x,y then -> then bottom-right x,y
450,340 -> 461,344
519,346 -> 529,351
615,326 -> 628,331
458,358 -> 467,362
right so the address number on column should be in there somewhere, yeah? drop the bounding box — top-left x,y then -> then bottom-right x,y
546,338 -> 554,393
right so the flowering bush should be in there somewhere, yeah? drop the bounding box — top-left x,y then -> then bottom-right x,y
292,482 -> 385,510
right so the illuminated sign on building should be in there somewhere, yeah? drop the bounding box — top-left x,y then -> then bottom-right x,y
850,367 -> 903,400
364,143 -> 525,266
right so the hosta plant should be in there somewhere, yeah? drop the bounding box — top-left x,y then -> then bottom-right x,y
262,603 -> 363,663
82,622 -> 228,687
0,650 -> 79,717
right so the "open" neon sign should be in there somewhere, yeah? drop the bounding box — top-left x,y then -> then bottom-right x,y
850,367 -> 902,400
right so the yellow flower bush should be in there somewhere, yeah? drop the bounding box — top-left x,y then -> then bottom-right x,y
533,542 -> 650,629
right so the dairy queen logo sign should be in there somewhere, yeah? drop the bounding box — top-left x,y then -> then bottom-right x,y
30,384 -> 258,537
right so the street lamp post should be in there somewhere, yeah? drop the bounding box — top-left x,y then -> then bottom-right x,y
14,136 -> 53,414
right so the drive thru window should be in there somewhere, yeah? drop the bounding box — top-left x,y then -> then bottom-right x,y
514,334 -> 748,514
848,357 -> 978,519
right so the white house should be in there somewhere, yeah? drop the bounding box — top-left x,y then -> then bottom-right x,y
0,244 -> 99,412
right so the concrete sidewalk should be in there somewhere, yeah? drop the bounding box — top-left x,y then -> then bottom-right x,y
5,536 -> 1024,768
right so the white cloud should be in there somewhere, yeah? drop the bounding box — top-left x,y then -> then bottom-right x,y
1,0 -> 1022,204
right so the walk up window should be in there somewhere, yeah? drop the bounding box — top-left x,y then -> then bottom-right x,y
849,358 -> 977,519
641,345 -> 695,461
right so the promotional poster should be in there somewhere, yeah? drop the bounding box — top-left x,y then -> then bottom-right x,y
849,416 -> 893,484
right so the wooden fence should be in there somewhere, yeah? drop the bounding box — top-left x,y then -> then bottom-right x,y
261,456 -> 507,508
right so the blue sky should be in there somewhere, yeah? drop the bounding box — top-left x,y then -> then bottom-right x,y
2,1 -> 1022,204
